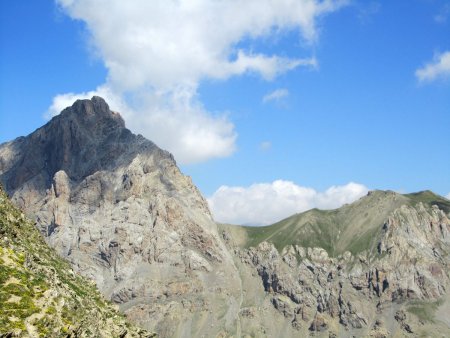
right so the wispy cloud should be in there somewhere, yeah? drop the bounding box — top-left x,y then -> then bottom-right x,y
262,88 -> 290,103
51,0 -> 346,163
415,51 -> 450,83
207,180 -> 368,225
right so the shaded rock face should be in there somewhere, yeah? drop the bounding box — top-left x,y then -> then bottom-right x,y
0,97 -> 241,337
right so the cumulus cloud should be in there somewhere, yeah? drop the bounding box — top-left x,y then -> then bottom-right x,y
263,88 -> 290,103
207,180 -> 369,225
415,51 -> 450,83
53,0 -> 347,163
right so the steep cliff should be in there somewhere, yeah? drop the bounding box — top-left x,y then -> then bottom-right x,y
0,185 -> 153,337
0,97 -> 242,337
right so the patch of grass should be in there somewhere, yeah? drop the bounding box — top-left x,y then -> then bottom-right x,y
407,299 -> 443,323
239,189 -> 450,257
0,258 -> 41,333
45,306 -> 56,315
34,316 -> 51,337
244,209 -> 340,255
405,190 -> 450,215
346,225 -> 381,256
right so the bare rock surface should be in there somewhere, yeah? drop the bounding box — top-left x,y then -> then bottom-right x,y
0,97 -> 242,337
219,191 -> 450,337
0,185 -> 153,337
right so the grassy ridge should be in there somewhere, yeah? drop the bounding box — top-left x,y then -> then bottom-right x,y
241,190 -> 450,256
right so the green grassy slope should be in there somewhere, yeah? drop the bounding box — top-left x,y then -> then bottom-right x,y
405,190 -> 450,215
241,190 -> 450,256
0,185 -> 154,338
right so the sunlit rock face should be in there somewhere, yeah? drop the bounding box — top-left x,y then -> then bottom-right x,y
0,96 -> 242,337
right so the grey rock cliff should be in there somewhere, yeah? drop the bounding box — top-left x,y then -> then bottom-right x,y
0,97 -> 242,337
0,185 -> 153,337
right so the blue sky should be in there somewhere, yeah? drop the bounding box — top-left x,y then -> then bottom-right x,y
1,1 -> 449,225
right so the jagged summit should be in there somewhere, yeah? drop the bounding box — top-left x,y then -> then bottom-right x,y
0,96 -> 172,193
59,96 -> 125,126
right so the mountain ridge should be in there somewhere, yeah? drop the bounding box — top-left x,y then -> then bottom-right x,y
240,189 -> 450,255
1,96 -> 449,337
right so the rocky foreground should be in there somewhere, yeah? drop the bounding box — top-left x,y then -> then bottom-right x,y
0,185 -> 153,337
1,97 -> 449,337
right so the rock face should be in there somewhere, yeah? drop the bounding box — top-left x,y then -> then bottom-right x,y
0,185 -> 153,337
1,96 -> 450,337
219,191 -> 450,337
0,97 -> 242,337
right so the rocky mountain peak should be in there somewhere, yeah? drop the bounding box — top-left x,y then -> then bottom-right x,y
0,96 -> 170,193
62,96 -> 125,128
0,97 -> 242,337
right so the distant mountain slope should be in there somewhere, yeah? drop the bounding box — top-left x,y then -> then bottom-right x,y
0,185 -> 153,337
219,190 -> 450,337
242,190 -> 450,255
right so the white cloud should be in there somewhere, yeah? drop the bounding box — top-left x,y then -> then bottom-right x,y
263,88 -> 290,103
415,51 -> 450,83
53,0 -> 347,164
207,180 -> 368,225
446,192 -> 450,200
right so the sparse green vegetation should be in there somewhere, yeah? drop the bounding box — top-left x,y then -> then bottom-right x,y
244,209 -> 339,255
0,185 -> 154,337
240,190 -> 449,256
405,190 -> 450,215
407,299 -> 443,323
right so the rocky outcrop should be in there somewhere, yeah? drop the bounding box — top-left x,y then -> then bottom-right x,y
0,97 -> 242,337
220,193 -> 450,337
